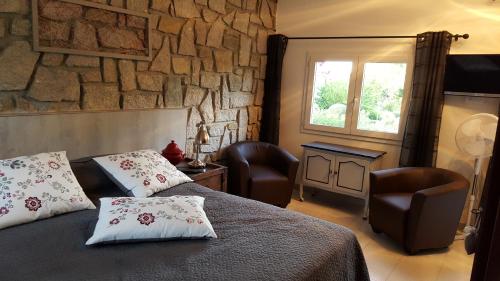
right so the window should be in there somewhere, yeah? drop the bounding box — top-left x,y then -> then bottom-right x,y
304,54 -> 412,140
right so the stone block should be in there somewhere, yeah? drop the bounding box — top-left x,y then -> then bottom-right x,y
39,18 -> 70,41
82,84 -> 120,110
248,106 -> 259,124
248,24 -> 257,38
127,0 -> 148,12
137,73 -> 164,92
80,68 -> 102,82
41,1 -> 82,20
242,69 -> 253,91
10,18 -> 30,36
192,58 -> 201,85
85,8 -> 117,25
250,13 -> 261,25
255,79 -> 264,106
200,71 -> 220,89
200,92 -> 214,123
233,12 -> 249,34
239,35 -> 251,66
179,20 -> 196,56
199,46 -> 213,71
110,0 -> 124,7
151,0 -> 171,12
223,11 -> 235,26
230,92 -> 254,108
223,33 -> 239,51
0,94 -> 14,112
173,0 -> 200,18
227,0 -> 241,7
195,19 -> 208,45
206,18 -> 225,48
42,53 -> 64,66
0,41 -> 40,91
228,73 -> 242,91
137,61 -> 150,72
184,86 -> 206,106
215,109 -> 237,122
200,136 -> 221,153
150,37 -> 171,74
151,30 -> 164,50
195,0 -> 208,5
208,0 -> 226,14
118,60 -> 137,91
214,50 -> 233,73
246,0 -> 257,11
73,21 -> 98,51
259,56 -> 266,79
202,8 -> 218,22
221,76 -> 231,109
127,15 -> 146,29
66,55 -> 100,67
29,66 -> 80,102
158,15 -> 185,34
250,54 -> 260,67
0,0 -> 29,14
257,29 -> 268,54
166,76 -> 183,108
259,0 -> 273,29
122,92 -> 158,109
97,26 -> 144,50
172,57 -> 191,74
103,58 -> 118,82
238,108 -> 248,141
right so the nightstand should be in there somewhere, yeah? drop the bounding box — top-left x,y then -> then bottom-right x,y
176,159 -> 227,192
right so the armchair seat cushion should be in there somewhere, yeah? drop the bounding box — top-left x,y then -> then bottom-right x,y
249,165 -> 291,207
371,193 -> 413,244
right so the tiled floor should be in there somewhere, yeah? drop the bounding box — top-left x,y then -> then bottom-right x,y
287,189 -> 474,281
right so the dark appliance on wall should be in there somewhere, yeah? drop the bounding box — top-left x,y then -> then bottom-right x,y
444,55 -> 500,98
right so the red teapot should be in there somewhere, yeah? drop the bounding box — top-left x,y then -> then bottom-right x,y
162,140 -> 185,165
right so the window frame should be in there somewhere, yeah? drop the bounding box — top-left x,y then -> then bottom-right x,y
303,54 -> 357,135
302,52 -> 414,142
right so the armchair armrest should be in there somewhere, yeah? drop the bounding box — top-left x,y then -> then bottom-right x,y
269,145 -> 300,183
406,181 -> 469,252
226,146 -> 250,197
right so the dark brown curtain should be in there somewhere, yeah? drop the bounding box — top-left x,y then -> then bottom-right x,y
259,34 -> 288,145
399,31 -> 452,167
471,105 -> 500,281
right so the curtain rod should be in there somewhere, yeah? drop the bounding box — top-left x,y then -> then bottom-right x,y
288,34 -> 470,41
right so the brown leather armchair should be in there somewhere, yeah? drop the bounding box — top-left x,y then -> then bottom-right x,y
226,141 -> 299,207
369,167 -> 469,254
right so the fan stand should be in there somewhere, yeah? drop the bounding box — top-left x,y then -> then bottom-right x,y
464,158 -> 483,235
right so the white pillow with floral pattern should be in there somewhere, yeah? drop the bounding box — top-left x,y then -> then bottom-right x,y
86,196 -> 216,245
0,151 -> 96,230
93,150 -> 192,198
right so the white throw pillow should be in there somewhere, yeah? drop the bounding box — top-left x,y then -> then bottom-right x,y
0,151 -> 96,230
93,150 -> 192,197
86,196 -> 217,245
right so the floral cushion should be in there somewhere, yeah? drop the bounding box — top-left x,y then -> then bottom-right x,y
0,152 -> 96,230
86,196 -> 217,245
93,150 -> 192,198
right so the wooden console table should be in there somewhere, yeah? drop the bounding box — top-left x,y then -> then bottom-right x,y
298,142 -> 386,218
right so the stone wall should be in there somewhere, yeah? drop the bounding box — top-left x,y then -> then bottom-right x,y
0,0 -> 276,160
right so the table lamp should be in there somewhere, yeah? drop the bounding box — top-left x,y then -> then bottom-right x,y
188,121 -> 209,168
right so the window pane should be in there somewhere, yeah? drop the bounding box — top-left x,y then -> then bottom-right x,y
310,61 -> 352,128
357,63 -> 407,134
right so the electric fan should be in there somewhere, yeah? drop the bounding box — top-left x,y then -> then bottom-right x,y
455,113 -> 498,235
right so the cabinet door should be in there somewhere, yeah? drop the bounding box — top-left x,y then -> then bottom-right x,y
302,150 -> 335,191
333,156 -> 369,198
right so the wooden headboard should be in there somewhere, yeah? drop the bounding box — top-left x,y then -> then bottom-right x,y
0,109 -> 188,160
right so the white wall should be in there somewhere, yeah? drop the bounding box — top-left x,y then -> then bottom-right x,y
277,0 -> 500,224
277,0 -> 500,172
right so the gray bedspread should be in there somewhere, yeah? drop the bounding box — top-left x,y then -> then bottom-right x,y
0,183 -> 369,281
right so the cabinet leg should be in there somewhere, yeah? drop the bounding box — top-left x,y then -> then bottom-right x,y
363,199 -> 369,220
299,184 -> 304,202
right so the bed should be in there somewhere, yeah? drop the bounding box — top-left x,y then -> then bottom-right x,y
0,157 -> 370,281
